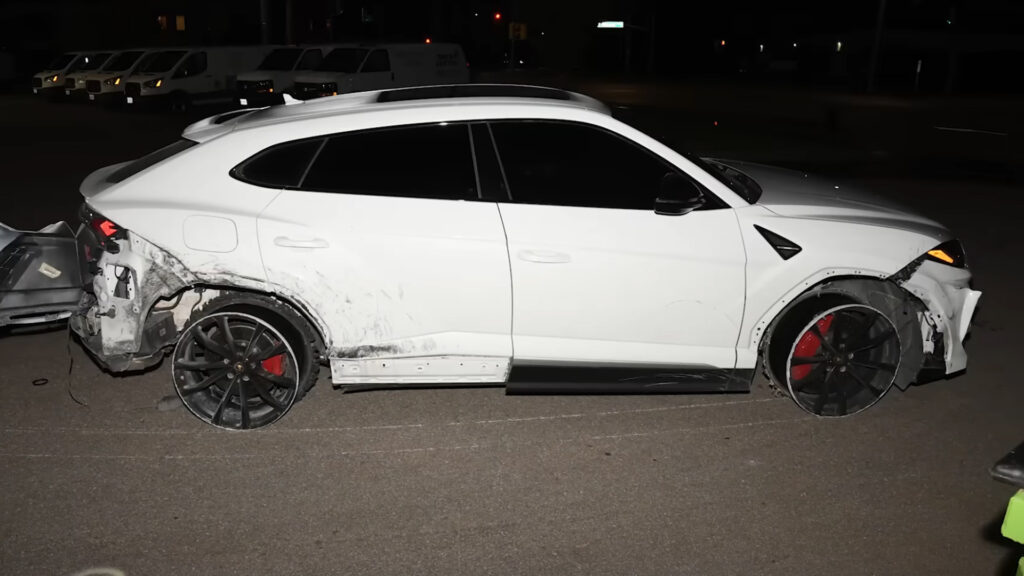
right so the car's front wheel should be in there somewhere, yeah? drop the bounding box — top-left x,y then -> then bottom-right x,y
765,281 -> 923,417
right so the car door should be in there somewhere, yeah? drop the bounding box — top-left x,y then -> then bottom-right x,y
255,122 -> 513,368
488,120 -> 746,370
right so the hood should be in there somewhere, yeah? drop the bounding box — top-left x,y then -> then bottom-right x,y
717,159 -> 951,242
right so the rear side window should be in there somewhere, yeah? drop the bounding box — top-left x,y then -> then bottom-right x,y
301,124 -> 476,200
231,139 -> 323,188
107,139 -> 197,184
361,50 -> 390,73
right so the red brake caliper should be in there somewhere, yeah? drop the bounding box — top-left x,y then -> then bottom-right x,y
261,354 -> 285,376
790,314 -> 834,380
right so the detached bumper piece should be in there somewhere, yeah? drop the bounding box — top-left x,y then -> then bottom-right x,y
0,222 -> 86,327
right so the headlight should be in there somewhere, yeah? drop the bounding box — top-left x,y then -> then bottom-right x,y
104,76 -> 122,86
324,82 -> 337,94
143,77 -> 163,88
49,75 -> 59,83
926,239 -> 967,268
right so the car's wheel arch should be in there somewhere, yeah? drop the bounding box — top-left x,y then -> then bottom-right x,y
756,275 -> 926,390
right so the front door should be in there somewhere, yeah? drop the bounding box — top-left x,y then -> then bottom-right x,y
256,122 -> 513,376
488,120 -> 746,369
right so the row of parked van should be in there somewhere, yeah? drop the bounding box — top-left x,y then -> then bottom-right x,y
32,43 -> 469,109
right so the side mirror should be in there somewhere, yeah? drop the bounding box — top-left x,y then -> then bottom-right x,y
654,173 -> 705,216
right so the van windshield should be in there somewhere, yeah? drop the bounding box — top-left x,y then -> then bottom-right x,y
73,53 -> 110,72
102,51 -> 144,72
317,48 -> 368,73
142,51 -> 187,74
258,48 -> 303,71
45,54 -> 76,70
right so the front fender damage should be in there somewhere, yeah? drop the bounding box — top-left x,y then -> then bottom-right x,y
891,257 -> 981,376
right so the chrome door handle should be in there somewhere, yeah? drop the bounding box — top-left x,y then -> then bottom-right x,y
273,236 -> 329,249
517,249 -> 571,264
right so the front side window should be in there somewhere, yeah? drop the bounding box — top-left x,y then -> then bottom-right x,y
360,50 -> 390,73
174,52 -> 207,78
296,49 -> 323,70
301,124 -> 476,200
143,50 -> 186,73
258,48 -> 303,71
489,121 -> 707,210
317,48 -> 368,73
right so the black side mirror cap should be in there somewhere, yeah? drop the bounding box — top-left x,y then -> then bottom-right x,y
654,172 -> 704,216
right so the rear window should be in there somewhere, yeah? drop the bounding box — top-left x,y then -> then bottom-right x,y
106,139 -> 197,184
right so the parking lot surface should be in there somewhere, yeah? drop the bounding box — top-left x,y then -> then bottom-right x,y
1,92 -> 1021,575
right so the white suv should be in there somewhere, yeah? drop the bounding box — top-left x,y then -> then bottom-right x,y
2,85 -> 979,429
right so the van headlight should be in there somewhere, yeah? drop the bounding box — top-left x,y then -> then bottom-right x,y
143,78 -> 163,88
104,76 -> 122,86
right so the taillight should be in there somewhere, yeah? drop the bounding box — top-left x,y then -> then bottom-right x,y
91,218 -> 120,239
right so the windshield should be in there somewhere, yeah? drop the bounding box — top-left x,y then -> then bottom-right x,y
258,48 -> 303,71
142,50 -> 186,74
45,53 -> 76,70
102,51 -> 143,72
72,53 -> 111,72
685,154 -> 763,204
317,48 -> 368,73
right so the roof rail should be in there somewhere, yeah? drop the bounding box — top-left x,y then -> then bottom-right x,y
376,84 -> 574,104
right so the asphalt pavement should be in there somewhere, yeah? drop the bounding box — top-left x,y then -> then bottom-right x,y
0,89 -> 1022,576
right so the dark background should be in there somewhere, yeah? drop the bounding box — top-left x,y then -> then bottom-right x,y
3,0 -> 1024,93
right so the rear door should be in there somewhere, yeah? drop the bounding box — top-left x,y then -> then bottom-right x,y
255,122 -> 512,364
488,120 -> 747,369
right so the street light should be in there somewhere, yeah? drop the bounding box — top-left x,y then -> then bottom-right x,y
596,21 -> 625,29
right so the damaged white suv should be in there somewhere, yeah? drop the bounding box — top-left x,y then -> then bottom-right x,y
0,85 -> 980,429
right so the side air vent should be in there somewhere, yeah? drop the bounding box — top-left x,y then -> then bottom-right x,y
754,225 -> 802,260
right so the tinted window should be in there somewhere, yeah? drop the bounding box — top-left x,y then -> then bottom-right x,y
174,52 -> 207,78
296,49 -> 322,70
470,123 -> 508,201
233,139 -> 323,188
102,51 -> 143,72
301,124 -> 476,200
361,50 -> 390,73
143,51 -> 186,73
317,48 -> 368,73
45,53 -> 75,70
490,121 -> 695,210
258,48 -> 303,71
107,139 -> 197,184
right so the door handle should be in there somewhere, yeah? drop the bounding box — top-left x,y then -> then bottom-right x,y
274,236 -> 329,249
517,249 -> 571,264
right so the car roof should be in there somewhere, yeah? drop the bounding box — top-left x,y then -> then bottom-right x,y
183,84 -> 611,141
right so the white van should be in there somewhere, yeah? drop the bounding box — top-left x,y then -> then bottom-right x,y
61,52 -> 113,99
80,49 -> 160,103
122,46 -> 273,109
291,43 -> 468,100
32,51 -> 102,97
235,44 -> 343,106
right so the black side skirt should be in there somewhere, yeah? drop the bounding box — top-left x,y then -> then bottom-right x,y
505,364 -> 755,395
